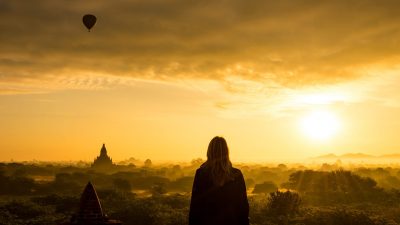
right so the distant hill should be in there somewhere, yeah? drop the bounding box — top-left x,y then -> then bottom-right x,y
313,153 -> 400,160
380,154 -> 400,158
341,153 -> 375,159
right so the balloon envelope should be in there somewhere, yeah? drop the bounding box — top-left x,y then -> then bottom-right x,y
82,14 -> 97,31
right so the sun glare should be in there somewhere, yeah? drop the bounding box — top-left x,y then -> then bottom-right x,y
300,111 -> 341,141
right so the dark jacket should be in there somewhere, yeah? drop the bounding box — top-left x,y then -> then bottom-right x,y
189,166 -> 249,225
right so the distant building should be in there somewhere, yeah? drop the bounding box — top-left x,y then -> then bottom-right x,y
68,182 -> 122,225
92,144 -> 114,170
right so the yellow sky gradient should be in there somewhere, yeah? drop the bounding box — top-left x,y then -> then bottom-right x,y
1,1 -> 400,162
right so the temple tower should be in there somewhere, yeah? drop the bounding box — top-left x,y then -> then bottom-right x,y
92,144 -> 114,170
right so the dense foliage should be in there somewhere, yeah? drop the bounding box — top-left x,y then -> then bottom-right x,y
1,162 -> 400,224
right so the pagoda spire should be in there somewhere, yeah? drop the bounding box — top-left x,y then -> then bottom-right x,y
92,143 -> 114,170
100,143 -> 107,157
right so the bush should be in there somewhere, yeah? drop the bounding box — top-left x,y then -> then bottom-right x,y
253,181 -> 278,194
151,182 -> 167,196
265,191 -> 301,217
113,178 -> 132,192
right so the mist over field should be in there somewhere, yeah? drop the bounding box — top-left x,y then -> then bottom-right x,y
2,156 -> 400,225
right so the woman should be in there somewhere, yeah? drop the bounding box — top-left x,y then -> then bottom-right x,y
189,136 -> 249,225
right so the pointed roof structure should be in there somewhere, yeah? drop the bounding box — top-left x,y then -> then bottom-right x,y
77,182 -> 104,219
92,144 -> 114,170
68,182 -> 122,225
100,144 -> 107,157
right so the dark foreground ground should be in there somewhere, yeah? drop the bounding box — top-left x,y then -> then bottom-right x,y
1,162 -> 400,225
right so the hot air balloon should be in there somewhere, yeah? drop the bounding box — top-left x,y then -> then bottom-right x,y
82,14 -> 97,31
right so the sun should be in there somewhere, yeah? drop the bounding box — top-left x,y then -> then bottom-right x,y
300,110 -> 341,141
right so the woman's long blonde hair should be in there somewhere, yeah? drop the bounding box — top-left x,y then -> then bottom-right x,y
203,136 -> 233,186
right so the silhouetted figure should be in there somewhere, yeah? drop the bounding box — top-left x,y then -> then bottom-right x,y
189,136 -> 249,225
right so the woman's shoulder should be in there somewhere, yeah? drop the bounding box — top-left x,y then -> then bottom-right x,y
195,165 -> 243,177
195,165 -> 208,176
197,165 -> 242,171
231,167 -> 244,177
231,167 -> 242,174
196,165 -> 242,172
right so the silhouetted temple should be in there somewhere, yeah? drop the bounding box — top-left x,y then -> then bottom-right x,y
68,182 -> 122,225
92,144 -> 114,170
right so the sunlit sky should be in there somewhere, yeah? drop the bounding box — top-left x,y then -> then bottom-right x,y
2,0 -> 400,162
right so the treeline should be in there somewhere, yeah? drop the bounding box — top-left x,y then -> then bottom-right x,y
282,170 -> 387,203
3,162 -> 400,224
1,189 -> 399,225
0,170 -> 194,196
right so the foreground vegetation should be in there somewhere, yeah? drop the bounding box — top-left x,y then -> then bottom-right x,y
1,161 -> 400,225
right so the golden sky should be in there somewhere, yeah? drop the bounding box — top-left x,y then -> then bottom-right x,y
1,0 -> 400,162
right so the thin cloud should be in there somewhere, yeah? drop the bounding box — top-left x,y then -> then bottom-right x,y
1,0 -> 400,93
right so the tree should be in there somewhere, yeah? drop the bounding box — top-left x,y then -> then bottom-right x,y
277,164 -> 288,171
190,158 -> 204,167
266,191 -> 301,217
283,170 -> 379,196
169,176 -> 194,192
245,178 -> 255,188
252,181 -> 278,194
144,159 -> 152,168
151,182 -> 167,196
113,178 -> 132,193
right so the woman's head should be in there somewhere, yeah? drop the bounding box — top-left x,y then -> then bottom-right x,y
207,136 -> 230,163
204,136 -> 233,186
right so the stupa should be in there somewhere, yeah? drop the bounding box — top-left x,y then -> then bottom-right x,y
92,144 -> 114,170
68,182 -> 122,225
